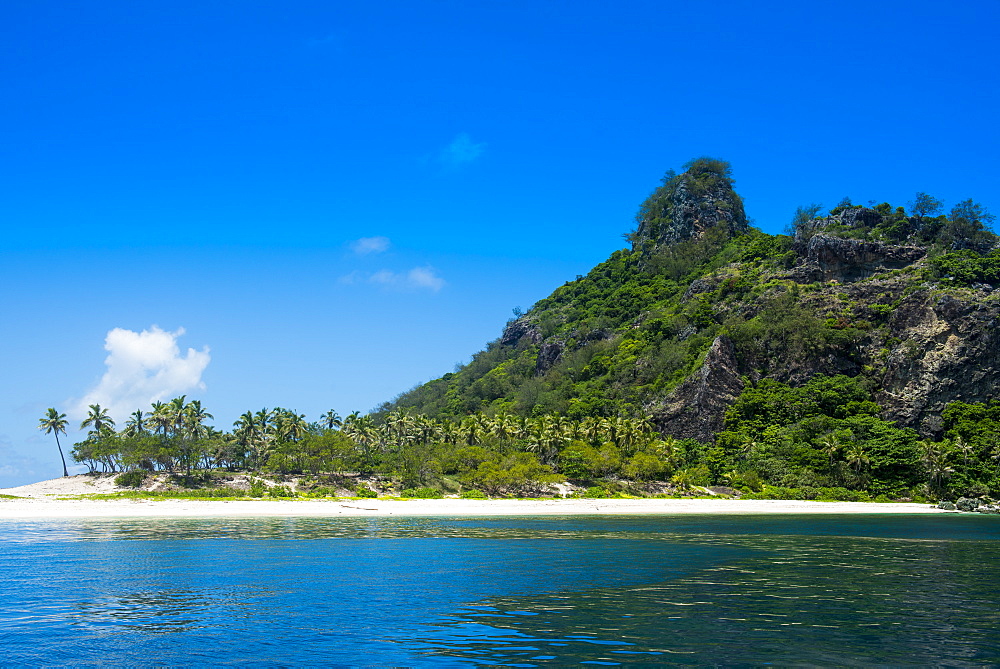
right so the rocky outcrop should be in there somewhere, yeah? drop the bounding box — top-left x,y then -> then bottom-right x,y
654,179 -> 748,245
535,342 -> 563,375
652,336 -> 744,442
791,234 -> 926,283
795,206 -> 886,240
500,318 -> 542,348
875,288 -> 1000,435
633,160 -> 748,249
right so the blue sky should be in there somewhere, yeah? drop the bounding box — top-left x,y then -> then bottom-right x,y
2,0 -> 998,486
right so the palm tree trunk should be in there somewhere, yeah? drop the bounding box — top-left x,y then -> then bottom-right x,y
55,433 -> 68,477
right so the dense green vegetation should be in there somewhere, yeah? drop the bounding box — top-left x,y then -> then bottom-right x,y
41,382 -> 1000,500
35,159 -> 1000,502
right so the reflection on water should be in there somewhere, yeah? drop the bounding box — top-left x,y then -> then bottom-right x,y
414,532 -> 1000,665
1,514 -> 999,665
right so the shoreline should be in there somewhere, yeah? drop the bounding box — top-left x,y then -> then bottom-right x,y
0,497 -> 950,520
0,475 -> 951,519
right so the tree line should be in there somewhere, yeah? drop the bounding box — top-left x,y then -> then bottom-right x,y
36,378 -> 1000,500
37,400 -> 679,495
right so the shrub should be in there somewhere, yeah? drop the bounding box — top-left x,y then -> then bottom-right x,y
356,486 -> 377,498
581,486 -> 610,499
400,487 -> 443,499
115,470 -> 147,488
813,487 -> 870,502
460,489 -> 488,499
742,485 -> 806,500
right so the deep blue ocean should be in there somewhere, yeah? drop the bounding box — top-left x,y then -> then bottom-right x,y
2,513 -> 999,666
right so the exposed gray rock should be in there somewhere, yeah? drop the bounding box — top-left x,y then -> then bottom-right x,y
535,341 -> 563,375
652,336 -> 744,442
634,167 -> 748,249
874,288 -> 1000,435
791,234 -> 926,283
937,501 -> 957,510
500,318 -> 542,348
839,207 -> 884,230
683,276 -> 720,301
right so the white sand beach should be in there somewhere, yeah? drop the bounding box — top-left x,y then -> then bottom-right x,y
0,475 -> 949,519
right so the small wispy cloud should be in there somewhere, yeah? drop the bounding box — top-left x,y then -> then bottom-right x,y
71,326 -> 211,423
350,236 -> 391,255
339,266 -> 445,292
440,133 -> 486,167
406,266 -> 446,291
370,269 -> 398,285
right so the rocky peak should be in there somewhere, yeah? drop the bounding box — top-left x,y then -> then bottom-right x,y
632,158 -> 748,250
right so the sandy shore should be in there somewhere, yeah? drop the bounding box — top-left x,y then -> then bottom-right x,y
0,475 -> 947,519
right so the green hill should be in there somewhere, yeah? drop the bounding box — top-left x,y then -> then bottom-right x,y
380,158 -> 1000,444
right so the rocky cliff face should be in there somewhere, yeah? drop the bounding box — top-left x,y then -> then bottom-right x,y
652,336 -> 744,442
693,236 -> 998,438
791,234 -> 926,283
877,288 -> 1000,435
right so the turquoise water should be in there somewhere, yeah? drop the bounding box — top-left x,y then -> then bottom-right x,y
2,514 -> 999,666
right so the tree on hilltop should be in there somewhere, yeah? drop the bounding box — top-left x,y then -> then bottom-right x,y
908,192 -> 942,220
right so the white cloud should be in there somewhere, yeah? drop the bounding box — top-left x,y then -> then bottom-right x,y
72,326 -> 210,422
440,133 -> 485,166
350,236 -> 391,255
406,266 -> 446,291
340,266 -> 445,292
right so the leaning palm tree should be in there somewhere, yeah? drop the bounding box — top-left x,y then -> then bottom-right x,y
38,408 -> 70,477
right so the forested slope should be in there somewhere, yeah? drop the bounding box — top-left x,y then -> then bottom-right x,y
380,158 -> 1000,443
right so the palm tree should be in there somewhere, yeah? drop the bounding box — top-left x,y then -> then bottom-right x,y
38,408 -> 69,477
184,399 -> 213,439
122,409 -> 148,438
80,404 -> 115,438
817,434 -> 843,468
166,396 -> 187,437
846,444 -> 870,475
233,411 -> 259,469
919,440 -> 956,494
954,435 -> 973,467
284,412 -> 309,442
149,401 -> 172,437
320,410 -> 342,431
